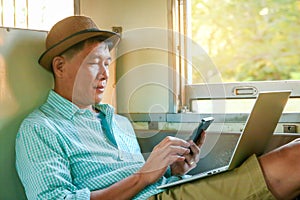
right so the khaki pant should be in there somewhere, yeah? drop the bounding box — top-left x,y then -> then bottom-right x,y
149,155 -> 276,200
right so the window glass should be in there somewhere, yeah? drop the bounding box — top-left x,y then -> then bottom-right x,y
189,0 -> 300,83
0,0 -> 74,30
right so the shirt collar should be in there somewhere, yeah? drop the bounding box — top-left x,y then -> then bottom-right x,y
94,103 -> 115,117
47,90 -> 115,120
47,90 -> 80,119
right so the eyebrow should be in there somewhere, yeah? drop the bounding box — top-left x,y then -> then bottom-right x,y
88,54 -> 112,61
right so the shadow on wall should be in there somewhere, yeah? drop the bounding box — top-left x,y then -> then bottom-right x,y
0,28 -> 52,200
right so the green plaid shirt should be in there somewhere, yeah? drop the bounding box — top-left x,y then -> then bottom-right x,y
16,90 -> 165,200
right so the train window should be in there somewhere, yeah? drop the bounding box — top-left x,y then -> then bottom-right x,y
173,0 -> 300,114
186,0 -> 300,83
0,0 -> 76,30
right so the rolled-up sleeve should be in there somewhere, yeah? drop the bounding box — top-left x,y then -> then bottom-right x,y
16,121 -> 90,200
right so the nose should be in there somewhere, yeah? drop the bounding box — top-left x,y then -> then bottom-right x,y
97,65 -> 109,81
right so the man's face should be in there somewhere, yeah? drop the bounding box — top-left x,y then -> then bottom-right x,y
64,42 -> 111,108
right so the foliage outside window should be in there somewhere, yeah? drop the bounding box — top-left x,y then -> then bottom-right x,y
190,0 -> 300,83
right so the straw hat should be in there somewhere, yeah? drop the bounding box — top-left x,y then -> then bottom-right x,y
38,15 -> 121,71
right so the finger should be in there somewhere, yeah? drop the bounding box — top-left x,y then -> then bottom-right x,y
154,144 -> 190,161
168,145 -> 191,157
189,142 -> 200,156
183,153 -> 194,164
184,156 -> 196,167
170,154 -> 187,163
159,136 -> 191,148
196,131 -> 206,146
188,160 -> 196,166
185,145 -> 200,165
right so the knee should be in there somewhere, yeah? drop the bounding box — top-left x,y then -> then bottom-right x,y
279,138 -> 300,161
288,138 -> 300,150
263,138 -> 300,168
292,138 -> 300,144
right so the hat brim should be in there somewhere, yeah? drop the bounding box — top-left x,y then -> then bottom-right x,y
38,29 -> 120,71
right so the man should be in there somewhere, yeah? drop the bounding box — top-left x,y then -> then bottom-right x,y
16,16 -> 300,200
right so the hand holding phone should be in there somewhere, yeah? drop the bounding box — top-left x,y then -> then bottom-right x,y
189,117 -> 214,142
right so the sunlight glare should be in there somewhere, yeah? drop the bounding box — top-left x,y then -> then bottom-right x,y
259,7 -> 269,16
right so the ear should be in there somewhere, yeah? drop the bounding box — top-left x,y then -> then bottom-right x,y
52,56 -> 65,78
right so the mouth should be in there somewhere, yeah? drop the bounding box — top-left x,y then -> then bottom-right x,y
94,85 -> 105,92
94,81 -> 106,93
93,78 -> 107,93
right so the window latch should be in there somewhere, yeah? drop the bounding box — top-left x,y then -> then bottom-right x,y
233,86 -> 258,96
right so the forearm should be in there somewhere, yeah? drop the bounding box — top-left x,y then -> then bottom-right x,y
90,136 -> 196,199
90,172 -> 148,200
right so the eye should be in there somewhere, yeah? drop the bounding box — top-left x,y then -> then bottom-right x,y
88,62 -> 97,66
104,62 -> 109,68
104,59 -> 111,68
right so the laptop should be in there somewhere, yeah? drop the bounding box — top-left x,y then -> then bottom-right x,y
157,90 -> 291,189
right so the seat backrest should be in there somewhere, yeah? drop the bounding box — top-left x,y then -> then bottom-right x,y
0,28 -> 52,200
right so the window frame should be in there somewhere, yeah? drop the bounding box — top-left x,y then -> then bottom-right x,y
0,0 -> 79,30
171,0 -> 300,115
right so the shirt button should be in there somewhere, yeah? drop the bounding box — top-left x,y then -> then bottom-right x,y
118,151 -> 123,160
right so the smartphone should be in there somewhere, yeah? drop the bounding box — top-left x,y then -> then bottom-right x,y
189,117 -> 214,142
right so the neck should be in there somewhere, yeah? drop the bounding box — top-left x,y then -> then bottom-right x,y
53,88 -> 98,113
